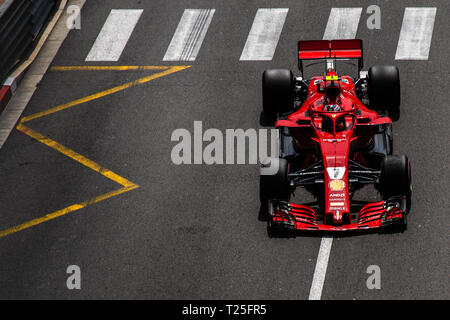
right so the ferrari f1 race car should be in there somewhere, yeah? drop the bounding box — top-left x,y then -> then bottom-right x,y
260,39 -> 412,235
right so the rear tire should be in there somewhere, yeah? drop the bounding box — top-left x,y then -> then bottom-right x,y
262,69 -> 295,121
368,65 -> 401,121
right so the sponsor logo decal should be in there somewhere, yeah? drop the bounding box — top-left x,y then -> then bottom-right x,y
327,167 -> 346,179
329,179 -> 345,191
330,201 -> 345,207
323,138 -> 347,143
330,193 -> 345,197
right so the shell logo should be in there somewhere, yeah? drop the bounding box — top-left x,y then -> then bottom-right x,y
329,179 -> 345,191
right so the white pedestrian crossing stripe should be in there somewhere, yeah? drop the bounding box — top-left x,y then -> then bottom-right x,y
240,8 -> 289,61
84,7 -> 437,63
395,7 -> 437,60
86,9 -> 143,62
323,8 -> 362,40
163,9 -> 215,61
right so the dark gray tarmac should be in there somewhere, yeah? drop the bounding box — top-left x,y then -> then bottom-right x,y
0,0 -> 447,299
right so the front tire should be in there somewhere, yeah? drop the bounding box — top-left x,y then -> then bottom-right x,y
260,157 -> 291,203
379,155 -> 411,200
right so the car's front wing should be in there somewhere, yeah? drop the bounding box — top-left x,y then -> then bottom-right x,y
270,200 -> 406,232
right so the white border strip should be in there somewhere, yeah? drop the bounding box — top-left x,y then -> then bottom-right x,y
86,9 -> 143,62
308,236 -> 333,300
163,9 -> 215,61
395,7 -> 436,60
323,8 -> 362,40
240,8 -> 289,61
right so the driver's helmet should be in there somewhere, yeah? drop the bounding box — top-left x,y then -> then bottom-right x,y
324,104 -> 341,112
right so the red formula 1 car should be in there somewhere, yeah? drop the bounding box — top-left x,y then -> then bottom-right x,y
260,39 -> 411,236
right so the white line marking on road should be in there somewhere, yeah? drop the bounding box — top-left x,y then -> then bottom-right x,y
323,8 -> 362,40
163,9 -> 215,61
395,7 -> 436,60
240,8 -> 288,61
308,236 -> 333,300
307,8 -> 362,301
86,9 -> 143,62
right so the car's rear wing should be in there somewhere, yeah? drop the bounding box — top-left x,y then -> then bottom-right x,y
298,39 -> 363,76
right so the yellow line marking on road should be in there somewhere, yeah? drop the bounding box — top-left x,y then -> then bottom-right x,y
20,65 -> 191,123
0,124 -> 140,239
16,124 -> 138,188
0,186 -> 137,238
0,65 -> 191,238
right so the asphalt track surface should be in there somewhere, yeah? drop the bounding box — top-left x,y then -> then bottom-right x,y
0,0 -> 448,299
